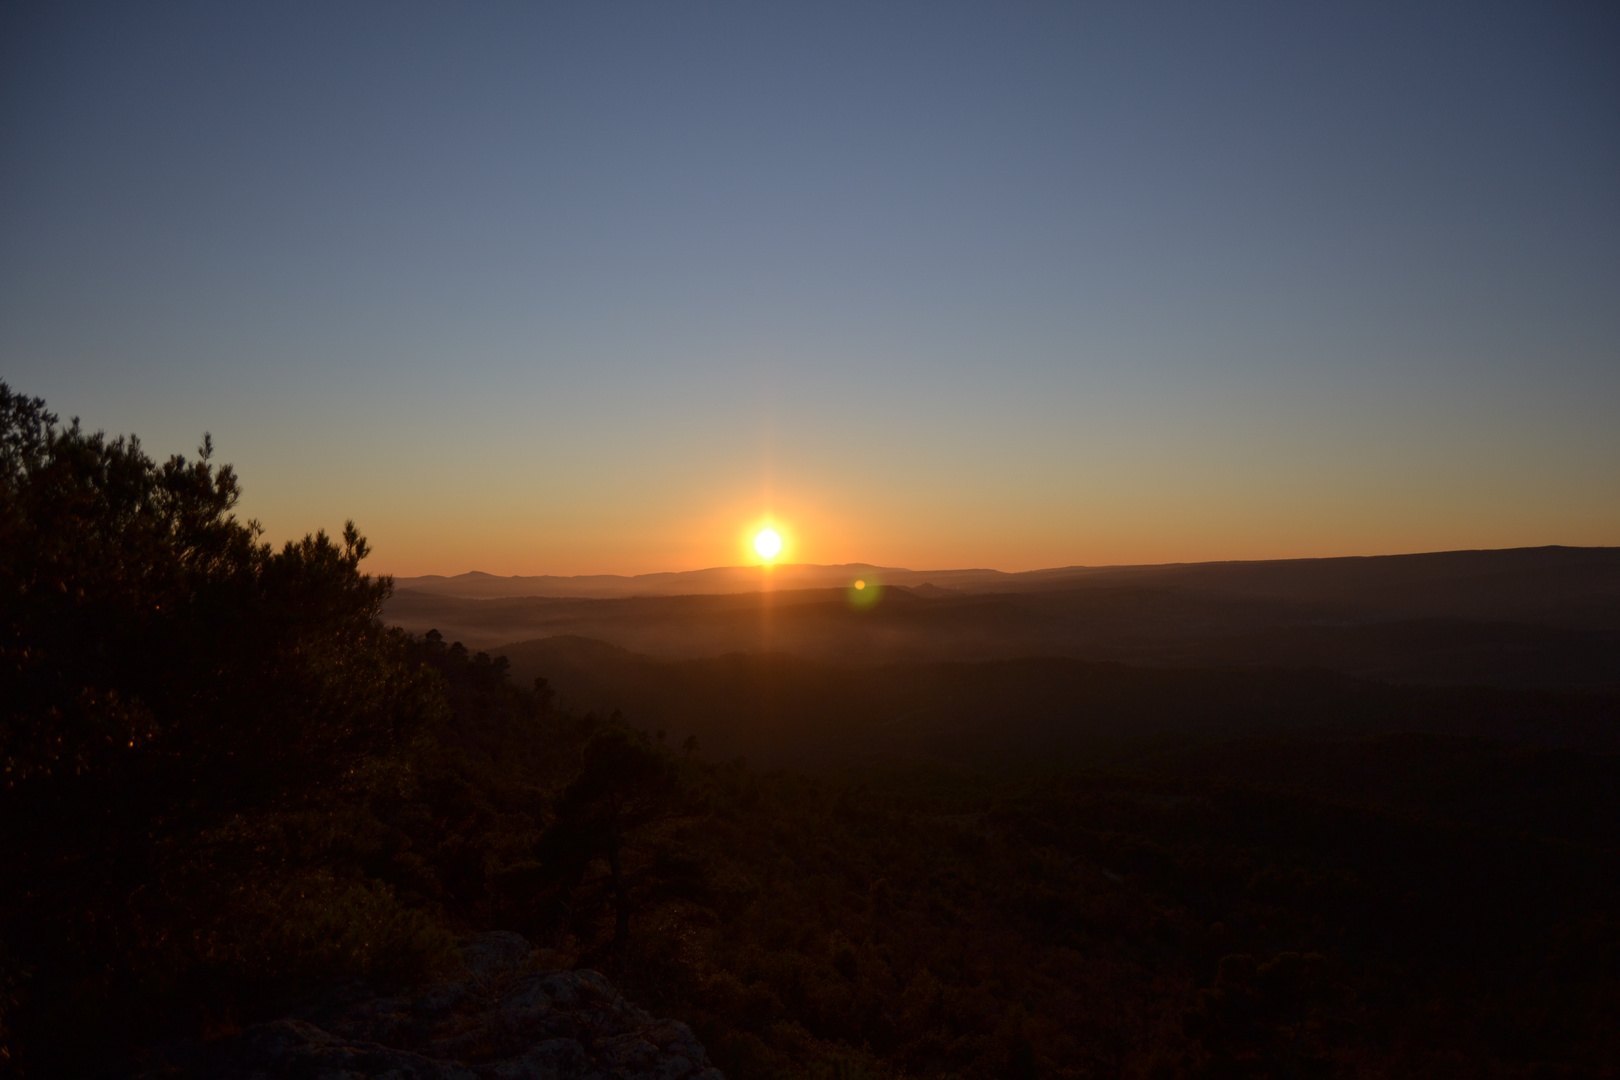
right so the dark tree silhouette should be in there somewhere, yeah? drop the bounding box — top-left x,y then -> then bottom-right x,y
0,383 -> 443,1073
543,725 -> 679,968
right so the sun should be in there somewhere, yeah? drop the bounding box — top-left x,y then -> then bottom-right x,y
753,528 -> 783,561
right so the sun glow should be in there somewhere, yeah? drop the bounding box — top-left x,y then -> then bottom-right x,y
753,528 -> 783,561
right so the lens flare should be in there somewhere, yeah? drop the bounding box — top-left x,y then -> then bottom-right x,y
848,575 -> 883,609
754,528 -> 782,560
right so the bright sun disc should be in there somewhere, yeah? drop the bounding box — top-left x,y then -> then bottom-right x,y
753,528 -> 782,560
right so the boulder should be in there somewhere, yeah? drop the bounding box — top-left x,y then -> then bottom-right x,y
139,934 -> 723,1080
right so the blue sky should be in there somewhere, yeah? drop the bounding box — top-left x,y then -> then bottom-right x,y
3,2 -> 1616,573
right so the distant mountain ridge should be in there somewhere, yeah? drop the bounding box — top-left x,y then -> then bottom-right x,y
391,546 -> 1620,602
382,546 -> 1620,689
390,562 -> 1087,599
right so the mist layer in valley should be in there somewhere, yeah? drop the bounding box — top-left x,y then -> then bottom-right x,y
386,545 -> 1620,690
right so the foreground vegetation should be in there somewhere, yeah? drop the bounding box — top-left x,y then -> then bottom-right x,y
3,385 -> 1616,1078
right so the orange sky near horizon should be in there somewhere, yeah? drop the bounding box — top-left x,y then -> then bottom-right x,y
217,403 -> 1614,579
313,474 -> 1613,580
6,371 -> 1613,580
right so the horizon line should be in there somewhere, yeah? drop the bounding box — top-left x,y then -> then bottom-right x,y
380,542 -> 1609,582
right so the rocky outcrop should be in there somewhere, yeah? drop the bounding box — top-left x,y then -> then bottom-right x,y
142,933 -> 723,1079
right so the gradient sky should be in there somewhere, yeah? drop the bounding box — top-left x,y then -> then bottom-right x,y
3,2 -> 1617,575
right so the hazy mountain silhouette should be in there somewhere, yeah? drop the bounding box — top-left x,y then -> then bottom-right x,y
394,545 -> 1620,608
384,546 -> 1620,689
393,562 -> 1038,598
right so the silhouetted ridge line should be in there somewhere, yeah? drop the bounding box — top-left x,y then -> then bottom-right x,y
384,547 -> 1620,689
392,546 -> 1619,600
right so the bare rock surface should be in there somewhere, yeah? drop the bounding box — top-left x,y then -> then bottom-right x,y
140,933 -> 722,1080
